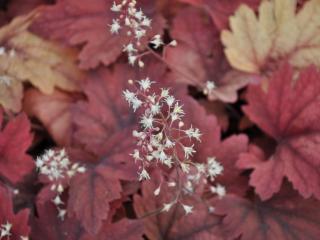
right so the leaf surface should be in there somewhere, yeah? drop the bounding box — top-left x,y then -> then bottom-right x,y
241,64 -> 320,199
0,111 -> 34,183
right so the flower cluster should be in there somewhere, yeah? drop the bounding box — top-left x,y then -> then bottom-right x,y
36,149 -> 86,220
123,79 -> 225,214
109,0 -> 177,67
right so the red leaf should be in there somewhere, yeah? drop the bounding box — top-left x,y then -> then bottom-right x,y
165,7 -> 251,102
33,0 -> 165,69
31,202 -> 84,240
215,190 -> 320,240
0,185 -> 30,239
134,170 -> 222,240
0,112 -> 34,184
81,219 -> 144,240
7,0 -> 52,17
181,95 -> 249,195
67,62 -> 166,234
241,64 -> 320,200
179,0 -> 260,30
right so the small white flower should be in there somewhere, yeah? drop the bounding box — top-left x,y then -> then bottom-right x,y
160,88 -> 170,98
110,19 -> 121,34
154,185 -> 161,196
162,202 -> 175,212
131,97 -> 143,111
123,90 -> 136,103
139,168 -> 150,181
206,81 -> 216,90
165,95 -> 175,107
134,9 -> 144,20
150,34 -> 163,49
185,126 -> 202,141
110,2 -> 122,12
58,209 -> 67,220
141,17 -> 151,27
169,40 -> 178,47
0,221 -> 12,238
138,78 -> 153,91
21,236 -> 29,240
150,103 -> 161,114
183,145 -> 196,159
52,195 -> 64,206
182,204 -> 193,215
140,114 -> 154,129
135,29 -> 146,40
181,162 -> 190,173
128,55 -> 137,65
207,157 -> 223,179
130,149 -> 141,161
123,43 -> 137,53
210,184 -> 226,198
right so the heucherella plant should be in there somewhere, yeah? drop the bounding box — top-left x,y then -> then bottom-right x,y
109,0 -> 177,67
35,149 -> 86,220
123,78 -> 225,214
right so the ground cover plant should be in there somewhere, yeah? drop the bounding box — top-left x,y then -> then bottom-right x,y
0,0 -> 320,239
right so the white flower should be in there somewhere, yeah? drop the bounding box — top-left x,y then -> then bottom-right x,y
131,97 -> 143,111
139,168 -> 150,181
183,145 -> 196,159
123,43 -> 137,53
162,202 -> 175,212
169,40 -> 178,47
135,29 -> 146,40
181,162 -> 190,173
135,9 -> 144,20
21,236 -> 29,240
210,184 -> 226,198
182,204 -> 193,215
150,34 -> 163,49
58,209 -> 67,220
110,2 -> 122,12
110,19 -> 121,34
123,90 -> 136,103
185,126 -> 202,141
128,55 -> 137,65
140,114 -> 154,129
165,95 -> 175,106
52,195 -> 64,206
150,103 -> 161,114
207,157 -> 223,179
138,78 -> 153,91
130,149 -> 141,161
160,88 -> 170,98
154,185 -> 161,196
206,81 -> 216,90
141,17 -> 151,27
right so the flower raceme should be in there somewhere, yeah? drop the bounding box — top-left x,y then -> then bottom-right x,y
123,79 -> 225,214
36,149 -> 86,220
109,0 -> 177,67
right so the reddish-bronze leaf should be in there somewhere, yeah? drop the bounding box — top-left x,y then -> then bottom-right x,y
81,219 -> 144,240
215,190 -> 320,240
31,202 -> 84,240
0,185 -> 30,239
165,7 -> 251,102
241,64 -> 320,200
0,111 -> 34,184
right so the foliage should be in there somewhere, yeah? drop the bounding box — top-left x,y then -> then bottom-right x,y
0,0 -> 320,239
